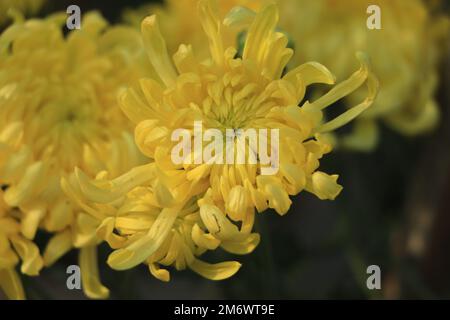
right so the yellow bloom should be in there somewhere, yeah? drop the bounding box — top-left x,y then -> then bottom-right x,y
0,0 -> 46,26
278,0 -> 449,151
0,12 -> 148,298
69,0 -> 377,280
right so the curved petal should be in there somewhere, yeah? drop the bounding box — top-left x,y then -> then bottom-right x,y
20,206 -> 45,240
0,268 -> 25,300
96,217 -> 127,249
141,15 -> 177,87
312,53 -> 379,133
189,259 -> 241,280
9,235 -> 43,276
79,246 -> 109,299
43,229 -> 73,267
199,204 -> 240,240
75,163 -> 156,203
107,207 -> 179,270
221,233 -> 260,255
148,262 -> 170,282
198,0 -> 224,66
191,223 -> 220,250
243,4 -> 278,68
4,162 -> 46,207
307,171 -> 343,200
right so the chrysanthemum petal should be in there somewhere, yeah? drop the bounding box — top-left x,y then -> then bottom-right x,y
107,207 -> 179,270
312,53 -> 379,133
119,87 -> 155,125
226,185 -> 248,221
307,172 -> 343,200
192,223 -> 221,250
221,233 -> 260,255
4,162 -> 46,207
149,263 -> 170,282
20,206 -> 45,240
199,204 -> 240,240
190,258 -> 241,280
75,164 -> 156,203
0,268 -> 25,300
198,0 -> 224,66
141,15 -> 178,87
243,3 -> 278,68
43,229 -> 73,267
9,235 -> 43,276
96,217 -> 127,249
286,61 -> 335,84
223,6 -> 256,29
79,246 -> 109,299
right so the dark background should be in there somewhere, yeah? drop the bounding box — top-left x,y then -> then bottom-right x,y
6,0 -> 450,299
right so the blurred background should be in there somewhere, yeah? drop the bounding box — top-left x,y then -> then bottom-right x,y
1,0 -> 449,299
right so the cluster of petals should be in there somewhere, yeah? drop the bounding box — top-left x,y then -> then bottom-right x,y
67,0 -> 378,284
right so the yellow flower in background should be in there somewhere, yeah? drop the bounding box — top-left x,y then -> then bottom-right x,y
277,0 -> 449,151
0,180 -> 43,299
68,0 -> 377,280
0,12 -> 148,298
0,0 -> 46,26
122,0 -> 261,59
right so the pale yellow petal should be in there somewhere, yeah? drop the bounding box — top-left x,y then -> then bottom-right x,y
173,44 -> 200,74
284,62 -> 336,87
75,163 -> 156,203
4,162 -> 46,207
243,4 -> 278,68
96,217 -> 127,249
0,268 -> 25,300
20,206 -> 45,240
79,246 -> 109,299
148,263 -> 170,282
198,0 -> 224,66
313,53 -> 379,133
191,223 -> 221,250
119,87 -> 155,125
107,207 -> 179,270
190,259 -> 241,280
223,6 -> 256,29
43,229 -> 73,267
10,235 -> 43,276
221,233 -> 260,255
141,15 -> 177,87
199,204 -> 240,240
44,199 -> 72,232
307,172 -> 343,200
226,185 -> 249,221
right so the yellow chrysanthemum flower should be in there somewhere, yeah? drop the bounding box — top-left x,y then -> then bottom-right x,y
278,0 -> 449,151
122,0 -> 261,59
0,12 -> 148,298
68,0 -> 377,280
0,0 -> 46,26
